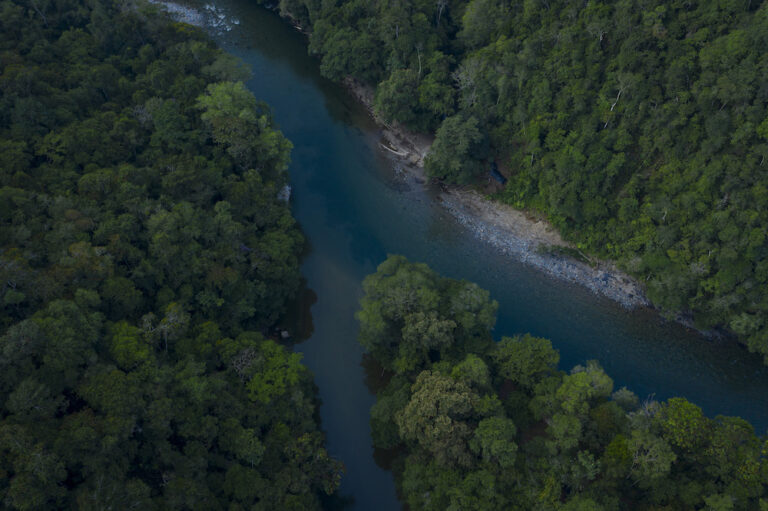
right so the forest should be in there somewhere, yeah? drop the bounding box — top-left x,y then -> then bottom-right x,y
264,0 -> 768,363
0,0 -> 341,508
358,255 -> 768,510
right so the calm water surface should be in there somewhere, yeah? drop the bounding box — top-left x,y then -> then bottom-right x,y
193,3 -> 768,509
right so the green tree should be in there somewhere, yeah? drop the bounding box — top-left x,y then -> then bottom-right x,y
425,114 -> 487,183
396,370 -> 477,467
469,416 -> 517,467
197,81 -> 292,173
491,334 -> 559,390
374,68 -> 421,127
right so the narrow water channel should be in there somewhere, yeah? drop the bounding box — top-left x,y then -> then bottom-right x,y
187,2 -> 768,509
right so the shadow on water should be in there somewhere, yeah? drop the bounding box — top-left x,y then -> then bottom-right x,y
360,353 -> 394,395
319,492 -> 356,511
276,278 -> 317,344
360,354 -> 409,474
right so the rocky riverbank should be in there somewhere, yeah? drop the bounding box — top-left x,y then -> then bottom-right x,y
147,0 -> 239,32
439,191 -> 650,309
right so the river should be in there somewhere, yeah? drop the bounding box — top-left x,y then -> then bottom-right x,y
181,2 -> 768,509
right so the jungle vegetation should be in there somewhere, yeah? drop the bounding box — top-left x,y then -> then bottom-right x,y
358,255 -> 768,510
264,0 -> 768,364
0,0 -> 341,508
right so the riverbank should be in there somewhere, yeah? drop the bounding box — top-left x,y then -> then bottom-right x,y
439,190 -> 649,309
340,78 -> 650,309
342,77 -> 433,170
147,0 -> 241,32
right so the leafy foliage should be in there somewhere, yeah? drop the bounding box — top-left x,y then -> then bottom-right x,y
0,0 -> 341,507
358,256 -> 768,510
425,114 -> 488,183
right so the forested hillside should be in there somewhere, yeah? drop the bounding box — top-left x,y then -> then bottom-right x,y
0,0 -> 341,507
265,0 -> 768,362
358,256 -> 768,510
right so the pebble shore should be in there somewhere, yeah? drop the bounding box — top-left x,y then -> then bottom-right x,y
439,192 -> 650,309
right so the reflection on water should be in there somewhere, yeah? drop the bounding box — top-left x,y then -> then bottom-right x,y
190,2 -> 768,509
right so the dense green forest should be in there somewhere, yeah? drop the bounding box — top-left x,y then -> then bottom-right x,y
0,0 -> 341,508
264,0 -> 768,363
358,255 -> 768,510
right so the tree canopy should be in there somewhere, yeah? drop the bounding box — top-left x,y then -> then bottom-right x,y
0,0 -> 340,507
358,256 -> 768,510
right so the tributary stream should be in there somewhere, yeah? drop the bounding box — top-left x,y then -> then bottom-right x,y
184,2 -> 768,509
